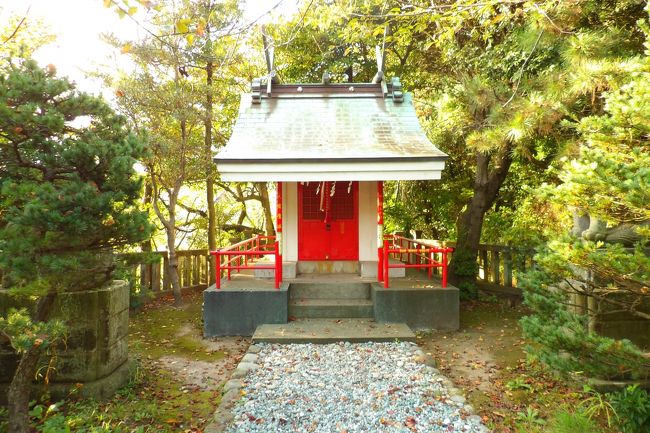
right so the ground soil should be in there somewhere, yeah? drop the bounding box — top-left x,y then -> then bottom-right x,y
417,299 -> 588,433
132,289 -> 250,392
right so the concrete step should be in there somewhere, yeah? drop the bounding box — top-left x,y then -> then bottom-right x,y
252,319 -> 416,343
289,282 -> 370,300
297,261 -> 359,274
289,298 -> 373,319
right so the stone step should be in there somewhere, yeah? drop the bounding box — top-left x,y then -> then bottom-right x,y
252,319 -> 416,343
289,298 -> 374,319
289,282 -> 370,300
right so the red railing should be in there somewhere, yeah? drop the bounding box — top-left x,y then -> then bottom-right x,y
379,234 -> 454,288
210,235 -> 282,289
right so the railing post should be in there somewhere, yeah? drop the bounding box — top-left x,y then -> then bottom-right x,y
378,242 -> 384,282
383,239 -> 390,288
492,251 -> 500,285
441,250 -> 447,288
480,249 -> 489,281
214,252 -> 221,289
274,240 -> 281,289
376,181 -> 384,282
504,249 -> 513,288
428,249 -> 433,279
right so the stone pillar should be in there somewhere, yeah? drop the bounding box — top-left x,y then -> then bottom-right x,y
0,281 -> 132,404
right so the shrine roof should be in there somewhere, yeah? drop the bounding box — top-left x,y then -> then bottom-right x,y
215,80 -> 447,182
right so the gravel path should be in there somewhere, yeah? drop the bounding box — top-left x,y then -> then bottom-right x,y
225,342 -> 490,433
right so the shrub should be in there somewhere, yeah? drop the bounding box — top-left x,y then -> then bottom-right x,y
608,385 -> 650,433
548,410 -> 602,433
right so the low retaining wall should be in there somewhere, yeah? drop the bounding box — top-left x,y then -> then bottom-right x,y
0,281 -> 131,405
203,283 -> 289,337
594,293 -> 650,350
371,283 -> 460,331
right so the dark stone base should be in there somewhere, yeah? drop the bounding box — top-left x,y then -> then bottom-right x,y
371,283 -> 460,331
0,359 -> 135,406
203,283 -> 289,337
0,281 -> 131,406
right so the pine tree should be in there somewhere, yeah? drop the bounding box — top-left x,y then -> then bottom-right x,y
521,8 -> 650,380
0,58 -> 152,432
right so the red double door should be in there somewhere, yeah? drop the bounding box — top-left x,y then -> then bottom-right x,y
298,181 -> 359,260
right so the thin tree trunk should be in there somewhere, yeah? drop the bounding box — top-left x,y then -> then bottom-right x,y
449,149 -> 512,295
257,182 -> 275,236
150,172 -> 183,306
7,292 -> 57,433
165,206 -> 182,306
140,181 -> 153,291
205,59 -> 217,284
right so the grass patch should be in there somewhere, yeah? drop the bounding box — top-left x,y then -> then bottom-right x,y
129,294 -> 225,362
0,289 -> 231,433
25,362 -> 221,432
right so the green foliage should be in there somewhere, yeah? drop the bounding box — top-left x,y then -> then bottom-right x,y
0,308 -> 65,354
579,385 -> 619,428
449,248 -> 479,299
506,376 -> 533,392
521,268 -> 649,379
608,385 -> 650,433
0,58 -> 153,429
514,407 -> 545,430
0,14 -> 55,59
548,409 -> 603,433
521,4 -> 650,378
0,59 -> 153,294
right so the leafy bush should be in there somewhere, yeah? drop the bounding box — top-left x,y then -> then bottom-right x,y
608,385 -> 650,433
548,410 -> 602,433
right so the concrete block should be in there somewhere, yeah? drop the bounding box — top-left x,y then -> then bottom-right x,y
283,262 -> 297,279
97,280 -> 130,316
95,337 -> 129,379
0,281 -> 130,403
297,261 -> 359,274
360,260 -> 406,278
252,261 -> 296,279
203,283 -> 288,337
372,283 -> 459,331
54,290 -> 100,325
0,359 -> 134,406
594,320 -> 650,350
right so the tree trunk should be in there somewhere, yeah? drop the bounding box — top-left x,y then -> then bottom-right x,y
257,182 -> 275,236
165,202 -> 182,306
140,181 -> 153,290
7,291 -> 57,433
205,60 -> 217,284
449,149 -> 512,296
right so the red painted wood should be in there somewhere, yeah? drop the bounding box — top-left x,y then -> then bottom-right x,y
298,181 -> 358,260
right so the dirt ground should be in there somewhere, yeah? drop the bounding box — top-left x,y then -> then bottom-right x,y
130,289 -> 250,392
155,324 -> 250,392
417,300 -> 583,432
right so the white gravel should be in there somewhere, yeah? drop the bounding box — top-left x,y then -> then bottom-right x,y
225,342 -> 490,433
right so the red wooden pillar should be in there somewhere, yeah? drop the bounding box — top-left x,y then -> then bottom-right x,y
377,181 -> 384,282
276,181 -> 283,287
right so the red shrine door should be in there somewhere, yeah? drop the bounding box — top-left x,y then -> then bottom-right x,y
298,181 -> 359,260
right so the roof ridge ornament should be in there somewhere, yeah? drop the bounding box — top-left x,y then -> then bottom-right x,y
251,78 -> 262,104
391,77 -> 403,103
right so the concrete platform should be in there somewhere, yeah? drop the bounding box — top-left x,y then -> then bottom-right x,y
252,319 -> 416,343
